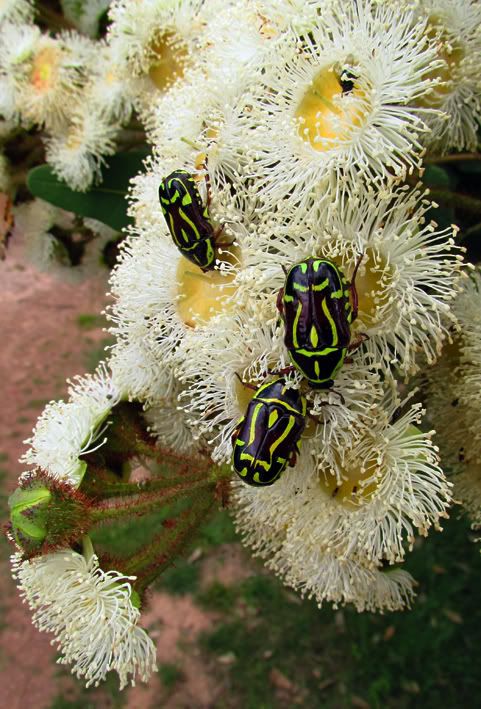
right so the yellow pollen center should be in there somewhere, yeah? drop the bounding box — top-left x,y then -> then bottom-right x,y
176,244 -> 240,328
320,453 -> 381,506
235,376 -> 258,413
338,250 -> 392,329
418,18 -> 465,107
148,31 -> 188,90
295,68 -> 365,151
30,47 -> 59,93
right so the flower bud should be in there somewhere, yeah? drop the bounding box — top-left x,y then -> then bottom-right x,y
9,485 -> 51,554
8,473 -> 92,558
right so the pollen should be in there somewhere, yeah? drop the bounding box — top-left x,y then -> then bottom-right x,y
235,375 -> 257,413
295,67 -> 366,152
148,31 -> 188,91
344,250 -> 393,329
176,244 -> 240,327
319,453 -> 381,507
30,46 -> 60,93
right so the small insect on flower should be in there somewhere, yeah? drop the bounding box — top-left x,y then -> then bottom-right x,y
232,377 -> 306,487
158,168 -> 224,272
277,256 -> 365,389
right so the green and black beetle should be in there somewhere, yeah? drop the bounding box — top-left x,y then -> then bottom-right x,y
232,377 -> 306,487
277,256 -> 363,389
158,169 -> 221,271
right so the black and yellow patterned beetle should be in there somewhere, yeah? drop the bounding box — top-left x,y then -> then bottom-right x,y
277,256 -> 362,389
232,378 -> 306,487
158,169 -> 217,271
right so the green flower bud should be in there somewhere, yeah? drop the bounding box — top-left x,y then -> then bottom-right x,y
7,474 -> 92,558
9,485 -> 51,553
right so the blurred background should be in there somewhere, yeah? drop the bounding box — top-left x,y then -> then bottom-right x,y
1,219 -> 481,709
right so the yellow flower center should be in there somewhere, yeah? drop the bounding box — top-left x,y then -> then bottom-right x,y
30,46 -> 59,93
235,376 -> 257,414
148,31 -> 188,90
418,17 -> 464,107
295,67 -> 366,151
350,250 -> 393,328
319,453 -> 381,507
176,245 -> 240,328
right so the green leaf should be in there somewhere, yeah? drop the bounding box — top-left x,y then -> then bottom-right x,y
423,164 -> 451,189
26,151 -> 149,232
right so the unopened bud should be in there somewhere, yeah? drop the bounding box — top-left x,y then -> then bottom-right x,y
7,473 -> 92,558
9,485 -> 51,553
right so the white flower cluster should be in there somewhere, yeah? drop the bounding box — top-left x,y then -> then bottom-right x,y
1,0 -> 480,193
12,546 -> 157,689
105,0 -> 469,611
14,198 -> 118,281
8,0 -> 480,690
425,271 -> 481,527
12,366 -> 160,687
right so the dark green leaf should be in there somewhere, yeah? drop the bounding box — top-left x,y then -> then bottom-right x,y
26,150 -> 149,231
423,164 -> 451,189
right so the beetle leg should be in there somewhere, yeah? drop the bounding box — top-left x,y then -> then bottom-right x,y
348,251 -> 364,322
276,288 -> 285,318
213,224 -> 225,241
289,447 -> 299,468
231,423 -> 242,447
234,371 -> 257,391
268,365 -> 296,376
348,332 -> 369,352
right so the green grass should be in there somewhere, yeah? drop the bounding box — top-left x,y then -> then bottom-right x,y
90,508 -> 236,598
197,580 -> 238,612
83,336 -> 115,373
198,515 -> 481,709
51,666 -> 126,709
26,398 -> 50,409
49,698 -> 97,709
76,313 -> 108,330
158,662 -> 183,689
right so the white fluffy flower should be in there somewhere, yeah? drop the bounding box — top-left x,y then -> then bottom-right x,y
0,0 -> 34,25
46,104 -> 119,191
108,157 -> 248,403
15,199 -> 72,274
84,41 -> 134,122
61,0 -> 111,37
424,272 -> 481,526
107,0 -> 212,109
234,184 -> 464,376
417,0 -> 481,152
1,26 -> 95,130
11,547 -> 157,689
236,0 -> 443,213
22,366 -> 122,487
233,393 -> 451,570
177,301 -> 385,466
272,551 -> 417,613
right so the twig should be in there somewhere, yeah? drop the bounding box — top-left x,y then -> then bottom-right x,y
425,152 -> 481,164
